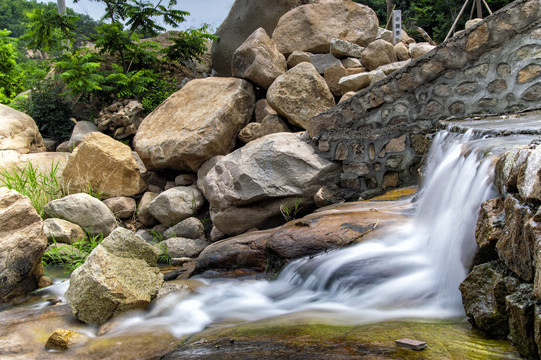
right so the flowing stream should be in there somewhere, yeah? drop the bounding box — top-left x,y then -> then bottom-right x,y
105,130 -> 513,337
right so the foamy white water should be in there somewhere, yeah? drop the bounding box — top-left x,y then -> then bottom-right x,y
108,130 -> 500,337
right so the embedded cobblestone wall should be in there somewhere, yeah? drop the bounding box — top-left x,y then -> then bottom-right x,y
308,0 -> 541,200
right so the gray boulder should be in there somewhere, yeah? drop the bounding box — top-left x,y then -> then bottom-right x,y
102,196 -> 137,220
65,228 -> 163,325
211,0 -> 298,76
66,121 -> 99,151
330,38 -> 364,59
0,188 -> 47,303
518,145 -> 541,201
200,132 -> 341,235
147,187 -> 205,227
160,237 -> 208,258
164,217 -> 206,240
43,193 -> 118,237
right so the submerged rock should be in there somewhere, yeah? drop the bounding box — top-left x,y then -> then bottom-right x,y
44,328 -> 89,350
65,228 -> 163,325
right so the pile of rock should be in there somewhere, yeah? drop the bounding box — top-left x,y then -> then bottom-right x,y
460,144 -> 541,360
94,99 -> 145,140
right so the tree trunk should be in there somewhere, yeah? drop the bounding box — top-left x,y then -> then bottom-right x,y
57,0 -> 67,15
386,0 -> 393,29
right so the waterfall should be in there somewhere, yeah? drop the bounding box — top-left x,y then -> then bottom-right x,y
109,130 -> 500,337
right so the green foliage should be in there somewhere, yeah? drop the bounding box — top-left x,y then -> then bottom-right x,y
55,49 -> 104,98
23,7 -> 78,51
25,79 -> 74,141
163,24 -> 217,63
43,232 -> 104,273
280,198 -> 303,222
156,241 -> 172,265
354,0 -> 513,43
140,77 -> 178,113
0,161 -> 63,216
0,29 -> 24,104
104,64 -> 155,98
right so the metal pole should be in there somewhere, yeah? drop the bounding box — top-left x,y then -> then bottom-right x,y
482,0 -> 493,15
444,0 -> 471,42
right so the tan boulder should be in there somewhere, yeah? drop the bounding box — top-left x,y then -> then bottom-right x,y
394,42 -> 410,61
267,62 -> 335,129
286,50 -> 312,68
409,42 -> 436,59
0,104 -> 45,154
255,99 -> 278,122
0,188 -> 47,303
0,150 -> 70,183
62,132 -> 146,199
238,114 -> 290,143
339,71 -> 373,93
232,27 -> 287,89
339,91 -> 357,103
324,63 -> 347,96
361,39 -> 397,71
272,0 -> 379,56
134,77 -> 255,172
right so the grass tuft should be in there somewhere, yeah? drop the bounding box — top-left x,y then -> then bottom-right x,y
0,161 -> 63,216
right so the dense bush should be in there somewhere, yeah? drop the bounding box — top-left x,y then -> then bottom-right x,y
25,80 -> 74,141
0,29 -> 24,104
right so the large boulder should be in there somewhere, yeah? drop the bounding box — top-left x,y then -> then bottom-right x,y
496,194 -> 535,281
232,28 -> 287,89
62,132 -> 146,199
506,284 -> 538,360
496,146 -> 530,194
195,197 -> 408,273
146,186 -> 205,227
0,188 -> 47,303
473,197 -> 504,266
0,104 -> 46,154
65,228 -> 163,325
200,133 -> 341,235
238,114 -> 290,143
133,77 -> 255,172
267,62 -> 335,129
361,39 -> 397,71
43,193 -> 118,237
518,145 -> 541,201
211,0 -> 298,76
0,150 -> 70,181
272,0 -> 379,56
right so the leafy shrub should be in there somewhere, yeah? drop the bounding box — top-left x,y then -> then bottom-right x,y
141,77 -> 178,113
163,25 -> 216,63
25,79 -> 74,141
0,29 -> 25,104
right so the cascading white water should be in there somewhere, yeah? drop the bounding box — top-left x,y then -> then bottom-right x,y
108,130 -> 500,337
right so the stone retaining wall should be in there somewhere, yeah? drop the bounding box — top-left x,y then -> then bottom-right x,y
308,0 -> 541,200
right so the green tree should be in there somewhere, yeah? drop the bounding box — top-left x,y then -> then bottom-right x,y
0,29 -> 24,104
